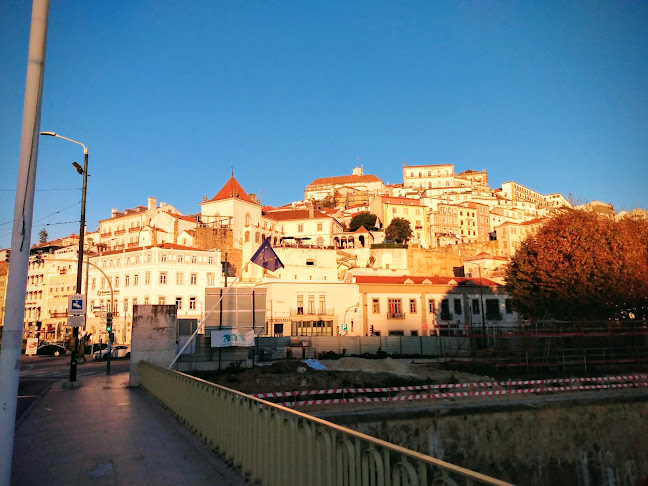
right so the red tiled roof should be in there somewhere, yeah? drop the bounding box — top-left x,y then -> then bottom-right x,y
308,174 -> 381,187
381,197 -> 423,206
173,214 -> 198,223
205,176 -> 254,203
354,275 -> 501,286
265,209 -> 330,221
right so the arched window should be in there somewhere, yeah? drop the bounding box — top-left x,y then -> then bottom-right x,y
245,213 -> 251,227
255,232 -> 260,243
244,231 -> 250,242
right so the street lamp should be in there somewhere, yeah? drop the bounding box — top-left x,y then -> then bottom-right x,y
465,262 -> 487,337
40,131 -> 88,383
343,303 -> 359,334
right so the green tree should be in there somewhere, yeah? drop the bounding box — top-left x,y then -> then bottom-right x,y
349,213 -> 377,232
385,217 -> 413,244
506,210 -> 648,320
38,228 -> 48,244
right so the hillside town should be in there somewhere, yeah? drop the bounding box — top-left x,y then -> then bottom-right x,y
0,163 -> 622,345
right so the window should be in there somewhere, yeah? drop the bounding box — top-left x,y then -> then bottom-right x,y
317,223 -> 323,231
160,272 -> 167,284
372,299 -> 380,314
191,255 -> 197,264
145,254 -> 151,264
159,297 -> 166,305
190,273 -> 197,285
428,299 -> 435,314
176,297 -> 182,309
189,297 -> 196,310
297,296 -> 304,315
134,274 -> 139,286
144,296 -> 149,305
409,299 -> 417,313
91,278 -> 96,290
124,274 -> 130,287
133,297 -> 137,307
297,224 -> 303,233
387,299 -> 403,318
207,273 -> 214,286
255,232 -> 260,243
440,299 -> 451,319
505,299 -> 513,314
208,256 -> 214,265
176,272 -> 184,285
245,231 -> 250,242
245,213 -> 251,226
100,278 -> 105,289
123,299 -> 129,313
453,299 -> 462,315
472,299 -> 480,315
177,254 -> 183,263
486,299 -> 502,320
308,295 -> 315,314
161,253 -> 167,262
319,295 -> 326,314
145,272 -> 151,285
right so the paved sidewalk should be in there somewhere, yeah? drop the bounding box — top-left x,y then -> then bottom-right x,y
12,372 -> 248,486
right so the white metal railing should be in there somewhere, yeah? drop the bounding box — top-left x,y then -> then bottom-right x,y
139,361 -> 513,486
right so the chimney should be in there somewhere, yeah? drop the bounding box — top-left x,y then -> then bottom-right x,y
249,193 -> 256,204
160,201 -> 166,208
111,208 -> 118,218
148,197 -> 157,211
309,206 -> 314,219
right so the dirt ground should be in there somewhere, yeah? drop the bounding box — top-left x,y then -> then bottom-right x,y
189,357 -> 491,395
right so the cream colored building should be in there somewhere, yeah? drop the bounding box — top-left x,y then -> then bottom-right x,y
495,218 -> 546,256
265,208 -> 344,247
369,196 -> 430,248
86,244 -> 222,343
304,166 -> 385,202
98,197 -> 197,251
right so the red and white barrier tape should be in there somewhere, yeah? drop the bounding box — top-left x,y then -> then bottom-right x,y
252,374 -> 648,400
275,382 -> 648,407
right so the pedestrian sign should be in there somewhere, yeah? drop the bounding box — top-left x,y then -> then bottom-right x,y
68,294 -> 86,316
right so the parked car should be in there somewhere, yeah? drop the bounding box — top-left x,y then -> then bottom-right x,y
112,345 -> 131,359
94,345 -> 131,360
36,344 -> 67,356
84,343 -> 107,355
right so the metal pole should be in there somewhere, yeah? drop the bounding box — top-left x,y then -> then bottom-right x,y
0,2 -> 49,483
69,148 -> 88,381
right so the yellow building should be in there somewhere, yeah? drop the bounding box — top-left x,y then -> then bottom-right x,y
369,196 -> 429,248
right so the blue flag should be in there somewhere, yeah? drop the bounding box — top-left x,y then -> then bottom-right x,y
250,238 -> 284,272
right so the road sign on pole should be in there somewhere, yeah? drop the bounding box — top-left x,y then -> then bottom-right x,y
68,294 -> 86,316
66,315 -> 85,327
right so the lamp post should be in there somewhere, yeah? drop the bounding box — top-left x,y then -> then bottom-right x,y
465,262 -> 486,337
343,303 -> 359,334
40,131 -> 88,383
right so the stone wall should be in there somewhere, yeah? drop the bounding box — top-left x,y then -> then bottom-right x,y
194,226 -> 242,274
129,304 -> 177,386
345,398 -> 648,486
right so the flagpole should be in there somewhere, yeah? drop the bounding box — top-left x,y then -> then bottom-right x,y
168,260 -> 250,369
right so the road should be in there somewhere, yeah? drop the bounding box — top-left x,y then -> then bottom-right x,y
16,354 -> 131,424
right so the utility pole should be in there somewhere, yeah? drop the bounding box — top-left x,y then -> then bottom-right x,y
0,1 -> 49,483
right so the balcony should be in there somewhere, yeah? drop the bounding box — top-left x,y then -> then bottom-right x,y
128,226 -> 141,232
386,312 -> 405,319
127,242 -> 140,248
290,308 -> 335,317
49,311 -> 68,318
114,229 -> 126,236
100,232 -> 112,237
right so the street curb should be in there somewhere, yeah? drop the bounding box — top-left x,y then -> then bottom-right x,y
14,379 -> 58,430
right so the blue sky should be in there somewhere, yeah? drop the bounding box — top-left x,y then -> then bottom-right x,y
1,1 -> 647,248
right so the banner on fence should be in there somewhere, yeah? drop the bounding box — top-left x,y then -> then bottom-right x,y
211,329 -> 255,348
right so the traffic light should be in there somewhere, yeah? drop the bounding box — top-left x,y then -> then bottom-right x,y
369,325 -> 374,335
4,250 -> 10,263
106,312 -> 113,332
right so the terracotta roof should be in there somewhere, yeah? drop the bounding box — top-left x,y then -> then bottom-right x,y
308,174 -> 381,187
173,214 -> 198,223
265,209 -> 330,221
381,197 -> 423,206
205,176 -> 255,203
354,275 -> 501,286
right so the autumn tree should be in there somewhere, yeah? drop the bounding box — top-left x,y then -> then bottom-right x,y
348,213 -> 377,232
385,217 -> 413,244
505,210 -> 648,321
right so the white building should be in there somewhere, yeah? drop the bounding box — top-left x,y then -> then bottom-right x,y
86,243 -> 222,343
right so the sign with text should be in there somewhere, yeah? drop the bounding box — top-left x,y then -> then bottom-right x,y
25,338 -> 39,356
68,294 -> 86,316
210,330 -> 255,348
67,315 -> 85,327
